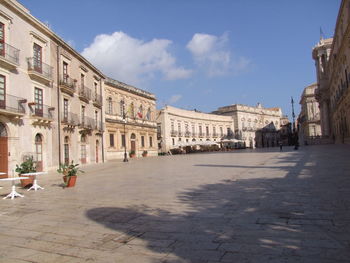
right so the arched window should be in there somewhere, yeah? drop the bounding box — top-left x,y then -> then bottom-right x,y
35,134 -> 43,171
129,102 -> 135,117
138,105 -> 143,118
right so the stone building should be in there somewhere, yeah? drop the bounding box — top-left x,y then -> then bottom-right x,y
298,83 -> 322,145
0,0 -> 56,175
213,103 -> 285,148
104,78 -> 157,159
157,105 -> 234,153
312,0 -> 350,144
51,42 -> 105,166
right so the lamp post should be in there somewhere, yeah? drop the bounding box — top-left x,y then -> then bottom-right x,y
122,101 -> 128,162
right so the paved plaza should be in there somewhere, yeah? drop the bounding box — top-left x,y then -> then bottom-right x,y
0,145 -> 350,263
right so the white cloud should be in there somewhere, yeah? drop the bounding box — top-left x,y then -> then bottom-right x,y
81,31 -> 192,85
168,94 -> 182,104
187,33 -> 250,77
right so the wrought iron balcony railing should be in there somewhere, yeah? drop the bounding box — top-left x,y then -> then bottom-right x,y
171,130 -> 178,137
30,103 -> 54,119
78,85 -> 91,102
59,75 -> 76,93
92,93 -> 103,107
0,94 -> 26,114
0,42 -> 20,66
61,112 -> 79,125
27,57 -> 53,80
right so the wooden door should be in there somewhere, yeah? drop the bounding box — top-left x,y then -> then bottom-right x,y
131,141 -> 136,152
95,140 -> 99,163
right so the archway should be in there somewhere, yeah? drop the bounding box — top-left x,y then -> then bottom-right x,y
35,133 -> 43,171
95,140 -> 99,163
0,122 -> 8,178
64,136 -> 70,164
130,133 -> 136,152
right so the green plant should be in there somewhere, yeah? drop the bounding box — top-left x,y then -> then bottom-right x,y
15,156 -> 36,174
142,150 -> 148,155
129,150 -> 135,156
57,161 -> 84,177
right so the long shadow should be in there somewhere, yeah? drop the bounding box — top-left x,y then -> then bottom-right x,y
86,147 -> 350,262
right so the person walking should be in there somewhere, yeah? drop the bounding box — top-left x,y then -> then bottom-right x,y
279,141 -> 283,151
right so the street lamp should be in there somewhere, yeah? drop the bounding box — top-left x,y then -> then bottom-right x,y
122,101 -> 128,162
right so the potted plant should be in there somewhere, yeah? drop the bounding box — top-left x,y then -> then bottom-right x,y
15,156 -> 36,188
142,150 -> 148,157
57,161 -> 84,187
129,150 -> 136,158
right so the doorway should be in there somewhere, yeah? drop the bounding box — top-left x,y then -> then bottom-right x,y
64,136 -> 69,165
130,133 -> 136,152
35,134 -> 43,171
95,140 -> 99,163
0,122 -> 8,178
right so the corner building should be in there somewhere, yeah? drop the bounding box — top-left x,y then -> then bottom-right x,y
104,78 -> 157,159
0,0 -> 56,175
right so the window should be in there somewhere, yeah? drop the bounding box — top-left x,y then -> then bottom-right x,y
120,100 -> 124,116
121,134 -> 126,147
146,108 -> 151,120
199,125 -> 202,135
172,138 -> 175,145
213,126 -> 216,135
0,75 -> 5,109
63,62 -> 68,82
33,43 -> 42,71
138,105 -> 143,118
206,126 -> 209,135
192,125 -> 195,134
141,136 -> 145,147
34,88 -> 43,117
149,136 -> 153,147
0,23 -> 5,56
63,98 -> 68,121
178,123 -> 181,132
129,102 -> 134,117
81,105 -> 85,125
171,122 -> 174,131
80,74 -> 85,86
94,82 -> 98,97
109,133 -> 115,147
220,127 -> 223,136
95,111 -> 98,128
108,97 -> 113,114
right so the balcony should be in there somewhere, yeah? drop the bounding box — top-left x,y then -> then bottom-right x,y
78,85 -> 91,103
185,131 -> 191,137
61,112 -> 79,127
199,133 -> 204,138
0,43 -> 20,70
92,93 -> 102,108
0,94 -> 26,117
29,103 -> 55,123
59,75 -> 76,96
27,58 -> 53,85
171,130 -> 178,137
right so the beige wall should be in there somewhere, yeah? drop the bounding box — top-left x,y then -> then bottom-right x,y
157,106 -> 234,152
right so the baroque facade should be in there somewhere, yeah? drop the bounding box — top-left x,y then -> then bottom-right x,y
313,0 -> 350,144
298,83 -> 322,145
104,78 -> 157,159
0,0 -> 56,175
213,103 -> 286,148
157,106 -> 234,153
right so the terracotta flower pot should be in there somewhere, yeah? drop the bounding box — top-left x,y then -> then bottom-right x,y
20,175 -> 34,188
130,154 -> 136,158
63,175 -> 77,187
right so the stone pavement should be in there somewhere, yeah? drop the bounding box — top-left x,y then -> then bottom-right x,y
0,145 -> 350,263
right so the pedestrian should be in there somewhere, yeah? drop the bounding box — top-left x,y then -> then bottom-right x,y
279,141 -> 283,151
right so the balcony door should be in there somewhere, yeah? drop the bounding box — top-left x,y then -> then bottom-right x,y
0,75 -> 5,109
0,22 -> 4,57
33,43 -> 42,73
34,87 -> 43,117
64,136 -> 69,165
0,122 -> 8,178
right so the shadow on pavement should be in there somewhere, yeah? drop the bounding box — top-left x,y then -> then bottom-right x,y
86,147 -> 350,262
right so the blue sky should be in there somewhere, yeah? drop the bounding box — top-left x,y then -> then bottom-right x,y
20,0 -> 340,118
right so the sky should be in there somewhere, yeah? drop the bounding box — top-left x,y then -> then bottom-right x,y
20,0 -> 341,119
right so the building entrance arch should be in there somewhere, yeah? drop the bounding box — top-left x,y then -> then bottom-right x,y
0,122 -> 8,178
